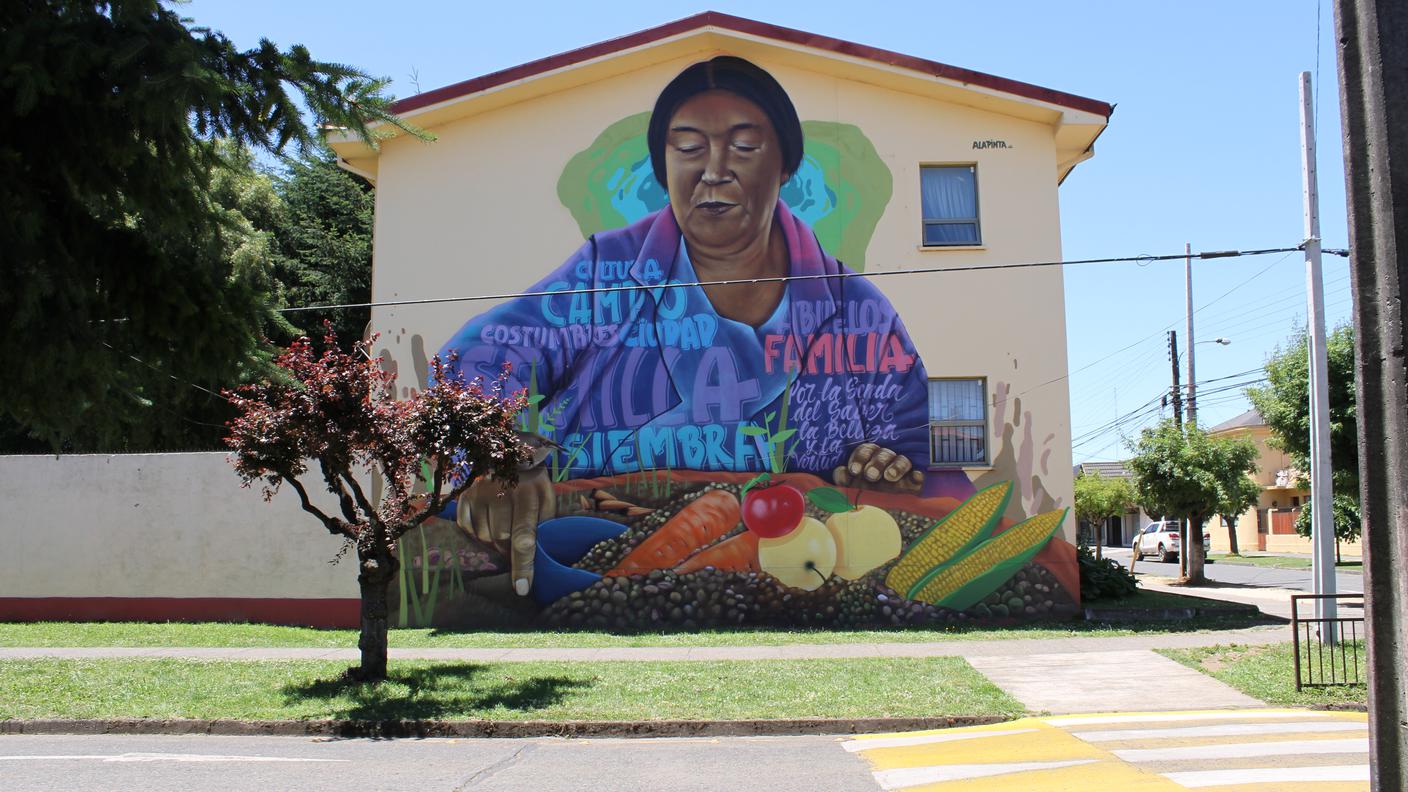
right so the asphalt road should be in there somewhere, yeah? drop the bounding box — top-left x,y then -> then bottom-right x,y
4,709 -> 1370,791
1101,548 -> 1363,594
0,733 -> 880,792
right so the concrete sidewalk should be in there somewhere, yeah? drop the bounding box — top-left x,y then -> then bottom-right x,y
1137,577 -> 1364,620
967,649 -> 1263,712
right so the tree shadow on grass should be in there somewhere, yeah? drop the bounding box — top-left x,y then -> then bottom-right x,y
280,664 -> 593,721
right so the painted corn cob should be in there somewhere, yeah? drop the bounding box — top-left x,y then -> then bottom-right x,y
910,508 -> 1068,610
884,481 -> 1012,596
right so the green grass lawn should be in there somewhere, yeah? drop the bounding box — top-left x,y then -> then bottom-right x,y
1159,643 -> 1367,708
0,595 -> 1269,650
1207,553 -> 1363,572
0,657 -> 1021,722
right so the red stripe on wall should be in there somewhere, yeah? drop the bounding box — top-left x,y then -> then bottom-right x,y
0,598 -> 360,628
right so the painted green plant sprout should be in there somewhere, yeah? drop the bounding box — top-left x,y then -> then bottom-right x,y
741,378 -> 797,475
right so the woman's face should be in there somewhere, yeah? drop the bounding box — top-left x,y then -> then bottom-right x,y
664,90 -> 787,256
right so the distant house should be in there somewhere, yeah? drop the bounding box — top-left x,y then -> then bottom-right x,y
1072,461 -> 1152,548
1205,409 -> 1358,555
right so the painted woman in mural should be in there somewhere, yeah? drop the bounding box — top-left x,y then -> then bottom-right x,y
441,57 -> 932,596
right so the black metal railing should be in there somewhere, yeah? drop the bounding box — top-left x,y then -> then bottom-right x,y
1290,593 -> 1366,690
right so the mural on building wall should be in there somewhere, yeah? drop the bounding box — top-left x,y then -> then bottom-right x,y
557,113 -> 892,271
388,56 -> 1077,630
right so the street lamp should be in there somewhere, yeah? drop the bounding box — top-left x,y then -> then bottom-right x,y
1184,337 -> 1232,425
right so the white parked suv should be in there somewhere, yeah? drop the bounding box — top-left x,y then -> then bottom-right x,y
1133,520 -> 1211,562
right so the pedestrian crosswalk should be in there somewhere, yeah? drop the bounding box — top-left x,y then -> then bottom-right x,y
843,708 -> 1369,791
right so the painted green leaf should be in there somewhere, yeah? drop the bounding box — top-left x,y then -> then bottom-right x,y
806,487 -> 854,514
740,426 -> 769,437
936,554 -> 1035,614
739,472 -> 771,499
771,428 -> 797,444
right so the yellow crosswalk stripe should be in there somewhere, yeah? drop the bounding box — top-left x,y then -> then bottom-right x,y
843,709 -> 1370,791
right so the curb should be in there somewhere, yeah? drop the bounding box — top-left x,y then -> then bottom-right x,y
1310,703 -> 1369,713
1083,605 -> 1261,622
0,715 -> 1010,739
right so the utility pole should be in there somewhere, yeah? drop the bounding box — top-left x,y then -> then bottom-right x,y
1167,331 -> 1183,431
1167,330 -> 1188,578
1334,2 -> 1408,788
1300,72 -> 1338,631
1185,243 -> 1197,426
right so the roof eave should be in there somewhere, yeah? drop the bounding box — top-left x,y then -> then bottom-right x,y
325,11 -> 1113,180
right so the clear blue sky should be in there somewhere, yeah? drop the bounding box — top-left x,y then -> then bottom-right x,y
185,0 -> 1351,463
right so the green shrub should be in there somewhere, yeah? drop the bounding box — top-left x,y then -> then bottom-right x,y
1078,546 -> 1138,600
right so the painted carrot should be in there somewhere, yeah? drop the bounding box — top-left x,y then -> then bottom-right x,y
674,531 -> 762,574
607,489 -> 741,576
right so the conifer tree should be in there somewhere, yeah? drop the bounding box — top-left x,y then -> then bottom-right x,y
0,1 -> 408,447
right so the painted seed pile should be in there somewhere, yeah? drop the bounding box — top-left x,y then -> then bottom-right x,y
543,479 -> 1075,630
535,561 -> 1075,630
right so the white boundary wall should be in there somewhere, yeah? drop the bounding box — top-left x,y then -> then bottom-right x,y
0,453 -> 356,599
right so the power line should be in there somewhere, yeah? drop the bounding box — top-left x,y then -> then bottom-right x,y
276,245 -> 1326,315
100,341 -> 234,404
1066,250 -> 1340,431
1197,282 -> 1352,337
1024,248 -> 1335,413
1191,250 -> 1301,319
1070,374 -> 1268,450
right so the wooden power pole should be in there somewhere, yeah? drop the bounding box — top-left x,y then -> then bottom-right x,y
1334,1 -> 1408,788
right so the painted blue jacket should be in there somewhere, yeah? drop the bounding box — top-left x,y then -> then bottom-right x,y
439,201 -> 930,480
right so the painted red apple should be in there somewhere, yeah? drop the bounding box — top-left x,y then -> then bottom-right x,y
742,483 -> 806,538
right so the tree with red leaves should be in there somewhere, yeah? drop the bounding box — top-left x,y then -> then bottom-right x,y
224,328 -> 529,681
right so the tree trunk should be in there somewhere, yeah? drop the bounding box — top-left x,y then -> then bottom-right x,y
1096,517 -> 1104,560
1226,518 -> 1240,555
1186,514 -> 1207,584
352,548 -> 399,682
1179,519 -> 1190,578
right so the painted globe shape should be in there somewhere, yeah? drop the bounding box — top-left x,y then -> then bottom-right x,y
757,517 -> 837,591
741,484 -> 806,538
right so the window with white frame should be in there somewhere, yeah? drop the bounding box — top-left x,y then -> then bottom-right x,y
920,165 -> 981,246
928,378 -> 987,465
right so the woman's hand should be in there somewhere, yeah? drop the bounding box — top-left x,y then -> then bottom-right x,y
457,465 -> 556,596
832,442 -> 924,493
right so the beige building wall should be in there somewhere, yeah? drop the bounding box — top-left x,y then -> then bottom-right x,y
364,52 -> 1077,532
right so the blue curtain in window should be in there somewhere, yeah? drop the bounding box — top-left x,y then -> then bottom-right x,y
921,167 -> 976,221
921,167 -> 978,245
